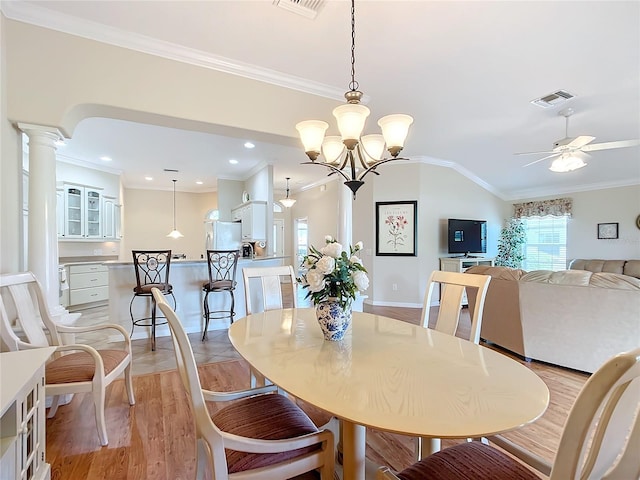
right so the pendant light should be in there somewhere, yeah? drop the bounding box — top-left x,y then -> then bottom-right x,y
296,0 -> 413,199
167,179 -> 184,238
280,177 -> 297,208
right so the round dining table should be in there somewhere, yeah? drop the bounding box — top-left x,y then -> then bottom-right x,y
228,308 -> 549,480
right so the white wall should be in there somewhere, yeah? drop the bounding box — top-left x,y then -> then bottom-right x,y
516,185 -> 640,263
0,14 -> 23,273
366,163 -> 508,307
122,188 -> 216,260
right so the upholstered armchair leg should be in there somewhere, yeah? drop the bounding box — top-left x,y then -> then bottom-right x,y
93,388 -> 108,446
47,395 -> 61,418
124,364 -> 136,405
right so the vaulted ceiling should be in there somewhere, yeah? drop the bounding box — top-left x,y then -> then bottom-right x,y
3,0 -> 639,199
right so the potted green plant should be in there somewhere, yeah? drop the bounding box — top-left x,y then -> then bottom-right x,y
495,218 -> 526,269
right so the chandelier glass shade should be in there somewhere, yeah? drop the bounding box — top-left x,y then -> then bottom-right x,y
167,179 -> 184,238
549,153 -> 587,173
280,177 -> 297,208
296,0 -> 413,198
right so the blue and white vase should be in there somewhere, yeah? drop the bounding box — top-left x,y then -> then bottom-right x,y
315,299 -> 352,341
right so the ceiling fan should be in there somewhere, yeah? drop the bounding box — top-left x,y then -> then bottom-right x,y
515,108 -> 640,172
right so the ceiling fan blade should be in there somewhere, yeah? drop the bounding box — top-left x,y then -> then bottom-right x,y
522,152 -> 560,168
567,135 -> 595,148
514,149 -> 556,156
581,139 -> 640,152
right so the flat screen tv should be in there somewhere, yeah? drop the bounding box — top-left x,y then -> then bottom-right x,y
447,219 -> 487,256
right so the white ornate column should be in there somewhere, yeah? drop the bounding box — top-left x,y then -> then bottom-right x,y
337,182 -> 353,247
18,123 -> 65,317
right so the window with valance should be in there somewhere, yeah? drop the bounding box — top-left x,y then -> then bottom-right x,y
512,198 -> 572,271
513,197 -> 572,219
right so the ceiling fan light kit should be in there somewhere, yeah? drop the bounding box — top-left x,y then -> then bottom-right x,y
296,0 -> 413,199
516,107 -> 640,171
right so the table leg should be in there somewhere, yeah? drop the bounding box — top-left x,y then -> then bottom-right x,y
342,421 -> 366,480
417,436 -> 441,460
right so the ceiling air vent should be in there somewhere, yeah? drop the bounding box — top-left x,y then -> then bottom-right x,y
273,0 -> 325,19
530,90 -> 575,108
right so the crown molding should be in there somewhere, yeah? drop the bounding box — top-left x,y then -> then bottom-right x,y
56,154 -> 123,176
505,178 -> 640,202
1,0 -> 346,101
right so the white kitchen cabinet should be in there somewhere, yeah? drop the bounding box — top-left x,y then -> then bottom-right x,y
232,201 -> 267,241
0,347 -> 56,480
439,256 -> 495,305
61,184 -> 103,240
102,196 -> 121,240
68,263 -> 109,307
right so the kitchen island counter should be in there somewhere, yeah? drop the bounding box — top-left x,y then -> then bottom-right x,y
106,256 -> 292,342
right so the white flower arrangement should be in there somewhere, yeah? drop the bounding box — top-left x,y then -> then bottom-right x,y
299,235 -> 369,310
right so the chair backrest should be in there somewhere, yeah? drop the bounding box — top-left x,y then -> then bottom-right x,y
550,347 -> 640,479
0,272 -> 60,350
420,270 -> 491,343
151,288 -> 227,474
205,250 -> 240,286
242,265 -> 298,315
132,250 -> 172,288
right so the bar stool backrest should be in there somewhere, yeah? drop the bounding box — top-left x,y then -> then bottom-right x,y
132,250 -> 172,291
205,250 -> 240,287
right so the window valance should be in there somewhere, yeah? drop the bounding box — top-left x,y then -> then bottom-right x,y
513,197 -> 572,218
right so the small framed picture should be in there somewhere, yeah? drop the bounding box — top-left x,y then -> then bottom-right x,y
597,222 -> 619,239
375,201 -> 417,256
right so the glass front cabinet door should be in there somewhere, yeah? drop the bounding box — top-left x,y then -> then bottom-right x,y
62,184 -> 103,239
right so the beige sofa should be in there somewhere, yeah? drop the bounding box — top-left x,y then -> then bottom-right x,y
466,262 -> 640,373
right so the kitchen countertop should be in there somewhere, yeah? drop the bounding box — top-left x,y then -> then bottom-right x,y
103,255 -> 292,266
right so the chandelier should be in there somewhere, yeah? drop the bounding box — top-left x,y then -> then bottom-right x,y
296,0 -> 413,199
167,179 -> 184,239
280,177 -> 297,208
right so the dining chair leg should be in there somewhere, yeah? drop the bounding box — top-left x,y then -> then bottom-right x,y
93,387 -> 108,446
229,289 -> 235,324
416,436 -> 441,460
47,394 -> 61,418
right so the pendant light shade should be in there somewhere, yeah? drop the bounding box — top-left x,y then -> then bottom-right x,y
167,179 -> 184,238
280,177 -> 297,208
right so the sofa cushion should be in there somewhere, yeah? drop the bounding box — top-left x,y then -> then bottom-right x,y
521,269 -> 592,286
465,265 -> 527,281
569,259 -> 625,275
624,260 -> 640,279
589,272 -> 640,290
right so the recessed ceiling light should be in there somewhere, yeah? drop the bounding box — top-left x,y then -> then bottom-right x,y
145,176 -> 153,181
244,142 -> 255,149
100,156 -> 112,162
229,159 -> 239,165
196,181 -> 203,185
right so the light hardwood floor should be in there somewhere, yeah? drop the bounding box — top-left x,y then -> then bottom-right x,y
46,302 -> 589,479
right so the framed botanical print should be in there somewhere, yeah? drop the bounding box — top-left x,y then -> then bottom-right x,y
375,201 -> 417,256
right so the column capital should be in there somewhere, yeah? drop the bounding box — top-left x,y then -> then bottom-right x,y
17,123 -> 64,143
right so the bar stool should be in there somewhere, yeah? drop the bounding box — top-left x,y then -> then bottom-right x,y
202,250 -> 240,340
130,250 -> 175,351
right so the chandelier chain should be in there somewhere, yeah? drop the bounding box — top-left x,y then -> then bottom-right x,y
349,0 -> 359,92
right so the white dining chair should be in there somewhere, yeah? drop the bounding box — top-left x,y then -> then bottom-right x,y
378,347 -> 640,480
417,270 -> 491,457
242,264 -> 298,315
151,287 -> 335,480
0,272 -> 135,446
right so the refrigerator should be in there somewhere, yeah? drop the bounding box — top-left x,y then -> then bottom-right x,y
204,220 -> 242,251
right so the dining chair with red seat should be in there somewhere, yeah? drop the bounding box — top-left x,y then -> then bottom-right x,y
378,347 -> 640,479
